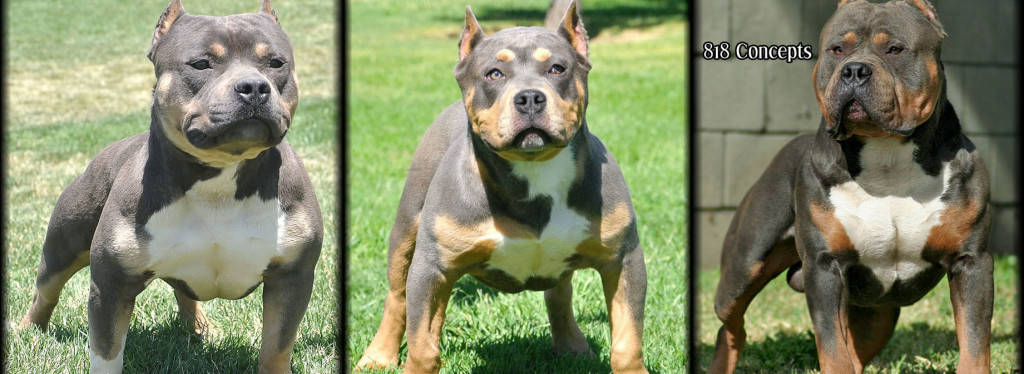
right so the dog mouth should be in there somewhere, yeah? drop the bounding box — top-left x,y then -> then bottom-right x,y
834,100 -> 914,139
843,100 -> 869,123
186,117 -> 282,153
512,128 -> 552,151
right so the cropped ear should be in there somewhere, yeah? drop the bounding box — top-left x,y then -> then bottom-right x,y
836,0 -> 863,9
259,0 -> 279,24
557,0 -> 588,59
458,6 -> 485,63
904,0 -> 945,37
148,0 -> 187,62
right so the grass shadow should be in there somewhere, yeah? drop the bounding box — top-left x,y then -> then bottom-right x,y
451,276 -> 502,306
43,323 -> 89,344
32,318 -> 334,373
698,321 -> 1017,372
576,307 -> 610,324
121,322 -> 257,373
437,0 -> 688,38
697,329 -> 819,371
453,333 -> 618,374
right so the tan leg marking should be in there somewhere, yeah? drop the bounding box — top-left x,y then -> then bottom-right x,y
20,251 -> 90,329
815,311 -> 856,373
357,215 -> 420,369
174,290 -> 212,335
577,202 -> 632,263
405,278 -> 455,373
951,269 -> 992,373
709,239 -> 799,373
926,200 -> 980,252
809,202 -> 855,253
601,264 -> 647,374
258,298 -> 294,374
844,306 -> 898,373
545,274 -> 593,356
433,214 -> 536,268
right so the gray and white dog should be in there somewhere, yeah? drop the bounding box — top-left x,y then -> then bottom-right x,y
19,1 -> 323,373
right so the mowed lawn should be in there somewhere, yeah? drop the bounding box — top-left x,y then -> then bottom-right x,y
697,255 -> 1019,373
5,1 -> 338,373
348,0 -> 687,372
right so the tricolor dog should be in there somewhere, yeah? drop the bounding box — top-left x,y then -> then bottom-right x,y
709,1 -> 993,373
356,2 -> 649,373
18,1 -> 323,373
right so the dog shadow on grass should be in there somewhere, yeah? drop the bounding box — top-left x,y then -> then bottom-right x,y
697,322 -> 1016,372
118,320 -> 333,373
449,278 -> 662,373
451,277 -> 502,306
452,332 -> 663,374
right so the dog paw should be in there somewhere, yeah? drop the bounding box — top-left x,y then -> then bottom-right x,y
177,306 -> 215,336
13,314 -> 46,332
354,354 -> 399,371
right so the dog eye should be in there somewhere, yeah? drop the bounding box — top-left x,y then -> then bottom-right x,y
831,46 -> 843,55
486,69 -> 504,80
886,46 -> 904,55
189,60 -> 212,70
548,64 -> 566,75
269,59 -> 285,68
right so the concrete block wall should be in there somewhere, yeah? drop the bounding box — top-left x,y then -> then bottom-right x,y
695,0 -> 1019,269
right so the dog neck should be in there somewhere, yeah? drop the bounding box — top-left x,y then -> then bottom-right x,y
470,122 -> 589,217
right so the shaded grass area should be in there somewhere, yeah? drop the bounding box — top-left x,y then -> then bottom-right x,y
5,1 -> 338,373
697,255 -> 1019,373
348,0 -> 687,372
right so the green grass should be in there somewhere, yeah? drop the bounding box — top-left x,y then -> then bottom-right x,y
697,255 -> 1019,373
347,0 -> 687,372
5,1 -> 338,373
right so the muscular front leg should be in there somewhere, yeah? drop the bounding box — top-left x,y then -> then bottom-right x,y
804,259 -> 856,374
949,251 -> 993,374
88,254 -> 147,374
404,258 -> 457,374
599,245 -> 648,374
545,272 -> 593,356
259,264 -> 316,374
357,213 -> 419,369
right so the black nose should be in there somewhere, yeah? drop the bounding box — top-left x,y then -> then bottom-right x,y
513,89 -> 546,114
841,62 -> 872,86
234,77 -> 271,106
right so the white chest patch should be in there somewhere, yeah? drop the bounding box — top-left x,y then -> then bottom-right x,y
143,165 -> 285,300
828,138 -> 949,291
485,150 -> 590,281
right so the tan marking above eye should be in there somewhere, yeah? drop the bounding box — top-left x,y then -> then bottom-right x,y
533,48 -> 552,62
255,43 -> 269,57
210,43 -> 226,57
873,32 -> 889,45
842,31 -> 858,45
496,49 -> 516,62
